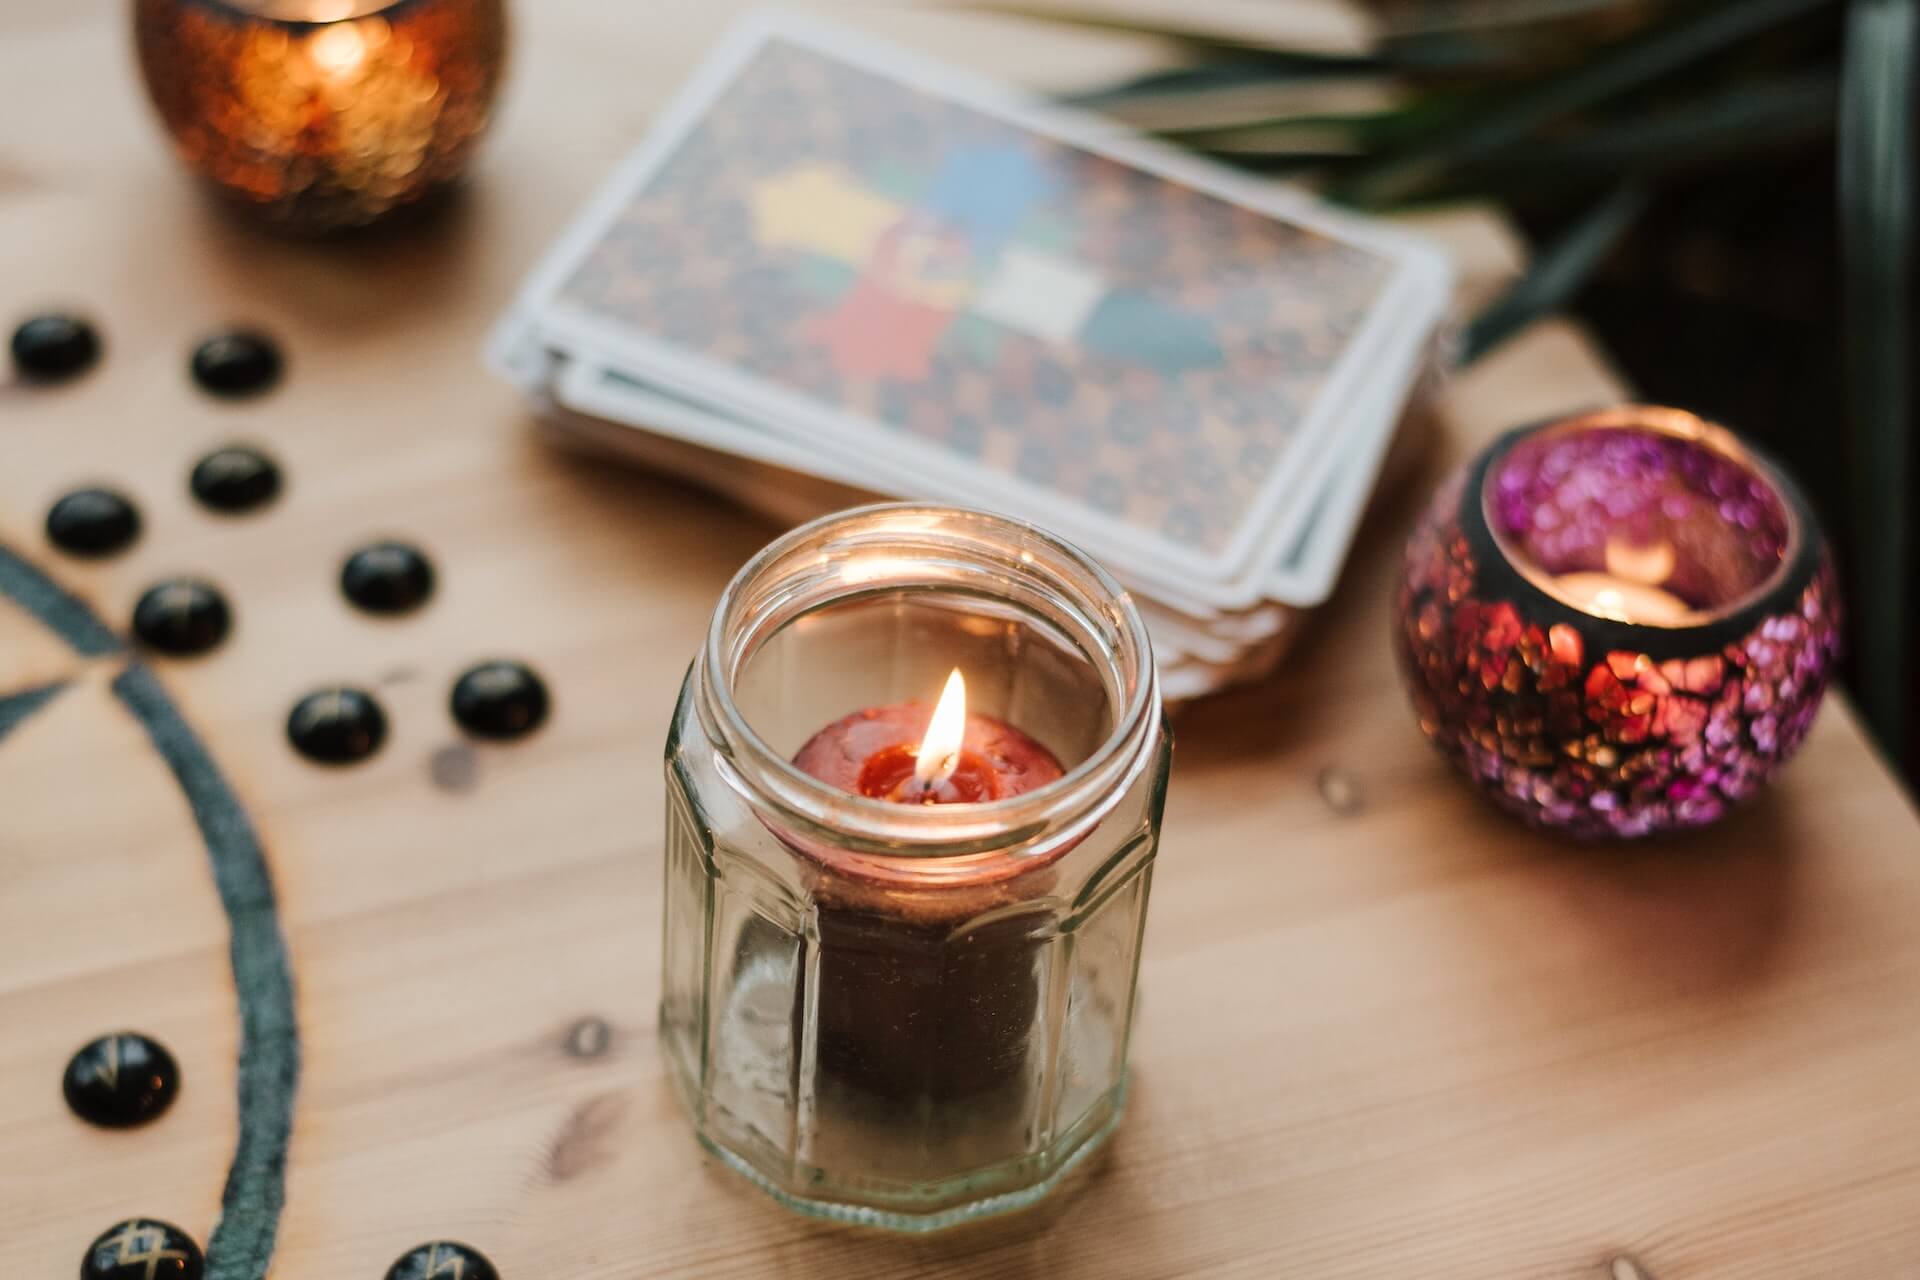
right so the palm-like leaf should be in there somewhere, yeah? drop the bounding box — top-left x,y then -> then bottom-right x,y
1330,0 -> 1838,205
1462,182 -> 1649,360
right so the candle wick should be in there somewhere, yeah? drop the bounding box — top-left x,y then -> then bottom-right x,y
887,768 -> 947,804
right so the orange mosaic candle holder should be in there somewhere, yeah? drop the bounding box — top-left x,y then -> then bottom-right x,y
134,0 -> 508,233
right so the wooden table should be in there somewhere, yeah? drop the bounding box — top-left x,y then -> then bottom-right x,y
5,3 -> 1920,1277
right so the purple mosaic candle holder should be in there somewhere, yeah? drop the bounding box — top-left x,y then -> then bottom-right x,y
1394,406 -> 1841,839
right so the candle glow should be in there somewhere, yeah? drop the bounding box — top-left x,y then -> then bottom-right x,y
1554,536 -> 1697,624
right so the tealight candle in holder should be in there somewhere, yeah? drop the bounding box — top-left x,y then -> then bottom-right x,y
1395,406 -> 1842,839
662,504 -> 1170,1230
134,0 -> 508,233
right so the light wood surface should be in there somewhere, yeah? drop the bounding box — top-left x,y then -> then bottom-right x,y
4,4 -> 1920,1278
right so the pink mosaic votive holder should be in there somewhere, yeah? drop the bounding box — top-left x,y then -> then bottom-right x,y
1395,406 -> 1842,840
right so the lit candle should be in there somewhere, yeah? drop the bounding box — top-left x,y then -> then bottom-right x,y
784,669 -> 1067,1115
1398,406 -> 1836,841
134,0 -> 508,232
791,668 -> 1064,805
1552,536 -> 1699,624
658,504 -> 1168,1224
1551,574 -> 1696,624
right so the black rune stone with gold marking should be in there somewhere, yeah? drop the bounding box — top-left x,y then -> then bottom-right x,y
189,444 -> 282,514
341,541 -> 436,615
287,687 -> 387,765
63,1032 -> 179,1128
451,661 -> 549,741
81,1219 -> 203,1280
11,312 -> 100,382
384,1241 -> 499,1280
47,487 -> 142,558
189,329 -> 282,398
132,579 -> 232,656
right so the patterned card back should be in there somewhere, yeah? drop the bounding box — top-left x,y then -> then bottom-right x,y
554,35 -> 1396,561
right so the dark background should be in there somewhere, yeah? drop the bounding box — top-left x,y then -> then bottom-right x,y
1524,138 -> 1920,781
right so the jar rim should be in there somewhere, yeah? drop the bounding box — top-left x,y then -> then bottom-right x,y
698,503 -> 1162,859
1478,405 -> 1805,630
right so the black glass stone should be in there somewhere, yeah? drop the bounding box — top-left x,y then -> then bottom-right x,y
46,487 -> 141,558
384,1242 -> 499,1280
81,1219 -> 203,1280
189,444 -> 282,514
189,329 -> 282,397
132,580 -> 232,656
451,661 -> 550,741
11,312 -> 99,382
341,541 -> 435,615
287,687 -> 387,765
63,1032 -> 179,1128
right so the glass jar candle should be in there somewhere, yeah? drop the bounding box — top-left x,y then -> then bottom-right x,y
662,504 -> 1170,1230
133,0 -> 508,233
1395,406 -> 1841,839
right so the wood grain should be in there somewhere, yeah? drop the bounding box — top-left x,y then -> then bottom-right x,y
3,4 -> 1919,1278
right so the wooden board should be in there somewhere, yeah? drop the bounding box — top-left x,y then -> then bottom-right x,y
4,3 -> 1920,1277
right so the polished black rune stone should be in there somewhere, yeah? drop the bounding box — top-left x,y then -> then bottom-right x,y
81,1219 -> 204,1280
189,329 -> 282,397
46,487 -> 141,558
451,660 -> 550,740
341,541 -> 436,615
287,687 -> 388,764
189,444 -> 282,514
63,1032 -> 180,1128
384,1241 -> 499,1280
132,580 -> 232,656
11,312 -> 100,382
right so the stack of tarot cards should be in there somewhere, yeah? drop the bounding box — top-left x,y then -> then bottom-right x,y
491,10 -> 1454,702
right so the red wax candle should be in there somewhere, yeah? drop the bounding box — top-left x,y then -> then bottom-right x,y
792,701 -> 1065,805
784,670 -> 1068,1115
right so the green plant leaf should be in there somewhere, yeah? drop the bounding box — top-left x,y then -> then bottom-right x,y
1462,182 -> 1651,362
1075,68 -> 1406,137
1416,73 -> 1837,194
956,2 -> 1350,53
1840,0 -> 1915,765
1330,0 -> 1839,207
1064,59 -> 1379,112
1379,0 -> 1683,35
963,1 -> 1543,73
1160,103 -> 1433,150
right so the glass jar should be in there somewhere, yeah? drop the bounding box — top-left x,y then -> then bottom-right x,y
662,504 -> 1171,1230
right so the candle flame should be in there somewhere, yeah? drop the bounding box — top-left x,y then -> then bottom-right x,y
1589,587 -> 1630,621
914,668 -> 967,790
1603,536 -> 1677,586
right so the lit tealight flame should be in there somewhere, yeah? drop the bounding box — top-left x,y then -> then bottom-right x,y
1603,536 -> 1677,586
914,668 -> 967,791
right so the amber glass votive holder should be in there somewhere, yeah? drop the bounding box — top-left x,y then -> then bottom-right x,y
1395,406 -> 1841,840
661,504 -> 1170,1230
134,0 -> 507,233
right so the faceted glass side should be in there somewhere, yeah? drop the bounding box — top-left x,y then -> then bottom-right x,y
661,676 -> 1170,1231
658,736 -> 714,1117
